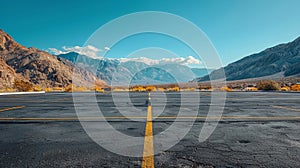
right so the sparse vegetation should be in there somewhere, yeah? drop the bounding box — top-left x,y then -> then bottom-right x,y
13,79 -> 33,92
257,80 -> 280,91
4,80 -> 300,93
53,87 -> 64,91
220,86 -> 232,92
44,87 -> 52,92
157,87 -> 166,91
244,87 -> 258,91
281,86 -> 291,91
0,88 -> 15,92
167,86 -> 180,92
131,86 -> 146,92
76,86 -> 88,92
113,88 -> 125,92
94,86 -> 104,92
33,85 -> 42,91
291,84 -> 300,91
145,86 -> 157,92
65,84 -> 75,92
198,84 -> 212,91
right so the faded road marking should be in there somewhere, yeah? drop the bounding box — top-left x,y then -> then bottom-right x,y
272,105 -> 300,112
0,106 -> 25,113
0,116 -> 300,121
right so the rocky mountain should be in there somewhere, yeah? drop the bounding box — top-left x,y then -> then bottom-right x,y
0,30 -> 105,88
0,59 -> 28,88
58,52 -> 208,85
197,36 -> 300,81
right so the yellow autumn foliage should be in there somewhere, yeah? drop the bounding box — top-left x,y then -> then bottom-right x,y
281,86 -> 290,91
291,84 -> 300,91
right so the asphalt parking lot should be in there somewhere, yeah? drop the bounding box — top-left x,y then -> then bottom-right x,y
0,92 -> 300,167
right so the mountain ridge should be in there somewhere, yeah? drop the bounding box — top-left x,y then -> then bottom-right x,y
57,52 -> 211,84
0,29 -> 106,89
197,36 -> 300,81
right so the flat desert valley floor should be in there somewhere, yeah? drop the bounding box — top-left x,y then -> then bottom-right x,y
0,92 -> 300,167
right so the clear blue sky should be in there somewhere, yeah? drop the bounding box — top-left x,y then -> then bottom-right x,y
1,0 -> 300,67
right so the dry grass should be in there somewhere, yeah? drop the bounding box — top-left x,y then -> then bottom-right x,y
13,79 -> 33,92
257,80 -> 280,91
281,86 -> 291,91
291,84 -> 300,91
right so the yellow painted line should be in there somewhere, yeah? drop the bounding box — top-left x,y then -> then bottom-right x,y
0,116 -> 300,121
220,116 -> 300,119
272,105 -> 300,112
0,116 -> 146,121
0,106 -> 25,113
0,117 -> 79,121
142,92 -> 154,168
156,116 -> 300,120
99,116 -> 146,119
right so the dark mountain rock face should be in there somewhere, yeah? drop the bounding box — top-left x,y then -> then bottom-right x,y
197,36 -> 300,81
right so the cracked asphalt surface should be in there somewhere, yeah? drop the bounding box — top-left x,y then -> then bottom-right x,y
0,92 -> 300,167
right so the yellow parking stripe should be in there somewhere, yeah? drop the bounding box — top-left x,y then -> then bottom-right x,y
0,117 -> 81,121
272,105 -> 300,112
142,105 -> 154,168
0,116 -> 300,121
0,117 -> 144,121
0,106 -> 25,113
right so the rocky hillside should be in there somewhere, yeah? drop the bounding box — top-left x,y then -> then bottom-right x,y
197,36 -> 300,81
0,59 -> 29,88
0,30 -> 105,88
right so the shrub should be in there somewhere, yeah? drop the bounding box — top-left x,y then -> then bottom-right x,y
13,79 -> 33,92
44,88 -> 52,92
198,85 -> 211,90
145,86 -> 156,92
257,80 -> 280,91
3,88 -> 15,92
291,84 -> 300,91
131,86 -> 146,92
65,84 -> 75,92
53,87 -> 64,91
167,87 -> 180,92
281,86 -> 290,91
94,86 -> 104,92
220,86 -> 232,92
34,85 -> 42,91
